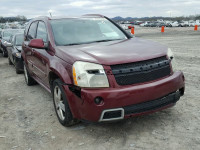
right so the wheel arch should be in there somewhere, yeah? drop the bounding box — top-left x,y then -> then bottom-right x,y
48,62 -> 73,90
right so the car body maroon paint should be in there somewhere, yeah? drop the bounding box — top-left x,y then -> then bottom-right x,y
55,38 -> 167,65
21,15 -> 185,124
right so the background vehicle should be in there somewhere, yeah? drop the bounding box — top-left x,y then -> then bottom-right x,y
170,21 -> 179,27
128,25 -> 134,29
140,21 -> 150,27
149,22 -> 157,27
178,21 -> 189,27
7,33 -> 24,74
0,29 -> 24,57
166,23 -> 172,27
22,15 -> 185,126
189,20 -> 200,26
0,29 -> 2,50
156,22 -> 166,27
120,24 -> 129,30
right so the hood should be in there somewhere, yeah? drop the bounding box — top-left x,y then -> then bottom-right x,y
15,46 -> 22,51
55,38 -> 168,66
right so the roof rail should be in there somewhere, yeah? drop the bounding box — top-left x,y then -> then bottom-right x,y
82,14 -> 105,17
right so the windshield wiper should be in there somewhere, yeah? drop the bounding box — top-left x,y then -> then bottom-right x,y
92,39 -> 124,43
63,39 -> 124,46
64,43 -> 83,46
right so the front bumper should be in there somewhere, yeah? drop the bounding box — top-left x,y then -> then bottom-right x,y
63,71 -> 185,122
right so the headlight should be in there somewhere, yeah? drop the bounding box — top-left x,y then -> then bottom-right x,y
72,61 -> 109,88
167,48 -> 178,71
15,52 -> 21,57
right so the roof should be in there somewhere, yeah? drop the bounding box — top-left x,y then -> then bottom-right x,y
32,14 -> 105,21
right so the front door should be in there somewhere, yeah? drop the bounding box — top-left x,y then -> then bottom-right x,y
31,21 -> 49,85
23,21 -> 38,74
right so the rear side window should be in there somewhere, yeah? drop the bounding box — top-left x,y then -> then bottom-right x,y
36,21 -> 47,43
27,21 -> 38,40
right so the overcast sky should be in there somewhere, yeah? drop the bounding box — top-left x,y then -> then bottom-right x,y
0,0 -> 200,18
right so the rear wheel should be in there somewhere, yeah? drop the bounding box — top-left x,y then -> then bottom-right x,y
24,63 -> 36,85
53,79 -> 79,126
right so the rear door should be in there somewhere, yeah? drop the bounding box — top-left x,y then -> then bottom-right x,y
23,21 -> 38,73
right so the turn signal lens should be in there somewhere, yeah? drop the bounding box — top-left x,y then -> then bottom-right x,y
73,66 -> 78,85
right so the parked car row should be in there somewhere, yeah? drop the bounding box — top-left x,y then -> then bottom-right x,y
140,21 -> 200,27
0,29 -> 24,73
1,14 -> 185,127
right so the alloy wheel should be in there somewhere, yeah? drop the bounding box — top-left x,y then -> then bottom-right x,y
54,86 -> 65,121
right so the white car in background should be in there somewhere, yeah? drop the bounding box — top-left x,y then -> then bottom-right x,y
179,21 -> 189,27
120,24 -> 129,30
140,21 -> 150,27
170,21 -> 179,27
189,20 -> 200,26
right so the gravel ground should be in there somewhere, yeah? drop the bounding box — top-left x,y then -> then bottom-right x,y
0,27 -> 200,150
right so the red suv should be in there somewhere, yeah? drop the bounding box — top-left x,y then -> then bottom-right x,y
22,15 -> 185,126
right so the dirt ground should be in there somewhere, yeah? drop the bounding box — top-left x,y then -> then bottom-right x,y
0,27 -> 200,150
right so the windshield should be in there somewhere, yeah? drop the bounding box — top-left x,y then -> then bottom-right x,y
15,34 -> 24,46
50,18 -> 127,46
3,30 -> 24,38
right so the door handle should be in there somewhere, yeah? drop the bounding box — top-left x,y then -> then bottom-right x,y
32,49 -> 35,55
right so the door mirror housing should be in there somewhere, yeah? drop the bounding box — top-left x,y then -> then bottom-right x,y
28,39 -> 45,49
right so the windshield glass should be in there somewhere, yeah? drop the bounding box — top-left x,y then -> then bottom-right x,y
15,34 -> 24,46
3,30 -> 24,38
50,18 -> 127,46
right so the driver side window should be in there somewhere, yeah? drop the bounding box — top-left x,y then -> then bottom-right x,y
27,21 -> 38,41
36,21 -> 48,43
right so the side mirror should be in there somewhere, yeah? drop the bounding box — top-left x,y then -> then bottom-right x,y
28,39 -> 45,49
6,42 -> 13,47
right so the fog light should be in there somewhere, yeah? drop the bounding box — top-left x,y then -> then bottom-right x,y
94,97 -> 103,105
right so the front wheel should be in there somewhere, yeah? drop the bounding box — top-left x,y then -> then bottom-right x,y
16,66 -> 23,74
52,79 -> 79,126
2,49 -> 7,57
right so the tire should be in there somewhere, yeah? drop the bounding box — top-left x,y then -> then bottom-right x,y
16,66 -> 23,74
2,49 -> 7,57
52,79 -> 79,126
8,57 -> 13,65
24,62 -> 37,85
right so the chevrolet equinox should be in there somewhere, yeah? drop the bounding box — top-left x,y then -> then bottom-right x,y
22,14 -> 185,126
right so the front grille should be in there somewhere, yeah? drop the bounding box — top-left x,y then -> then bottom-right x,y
111,56 -> 171,85
124,91 -> 181,115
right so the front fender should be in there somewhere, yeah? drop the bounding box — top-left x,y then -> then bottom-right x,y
49,59 -> 73,85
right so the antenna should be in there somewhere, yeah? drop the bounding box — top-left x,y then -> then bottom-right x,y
48,10 -> 53,17
49,12 -> 52,17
